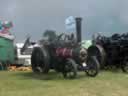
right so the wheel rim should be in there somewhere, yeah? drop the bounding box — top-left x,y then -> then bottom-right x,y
88,45 -> 106,68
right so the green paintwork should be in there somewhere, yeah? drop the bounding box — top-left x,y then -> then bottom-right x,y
0,37 -> 15,70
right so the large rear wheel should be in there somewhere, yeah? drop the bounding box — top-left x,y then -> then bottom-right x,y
31,47 -> 50,73
88,45 -> 106,69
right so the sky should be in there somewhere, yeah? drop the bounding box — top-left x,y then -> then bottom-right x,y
0,0 -> 128,42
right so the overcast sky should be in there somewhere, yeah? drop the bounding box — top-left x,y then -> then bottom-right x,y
0,0 -> 128,42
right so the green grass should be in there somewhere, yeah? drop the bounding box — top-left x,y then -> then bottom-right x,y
0,70 -> 128,96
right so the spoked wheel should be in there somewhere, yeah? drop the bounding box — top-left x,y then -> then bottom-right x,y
31,47 -> 50,73
86,56 -> 100,77
121,60 -> 128,73
88,45 -> 106,69
62,59 -> 77,79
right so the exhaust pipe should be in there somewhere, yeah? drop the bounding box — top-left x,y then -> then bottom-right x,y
75,17 -> 82,43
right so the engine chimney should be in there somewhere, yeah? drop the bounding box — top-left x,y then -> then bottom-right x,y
75,17 -> 82,43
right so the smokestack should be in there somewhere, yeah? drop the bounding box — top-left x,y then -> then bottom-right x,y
75,17 -> 82,43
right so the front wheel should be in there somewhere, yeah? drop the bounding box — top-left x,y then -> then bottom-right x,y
86,56 -> 100,77
62,59 -> 77,79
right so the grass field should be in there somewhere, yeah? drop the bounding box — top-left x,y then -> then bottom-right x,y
0,70 -> 128,96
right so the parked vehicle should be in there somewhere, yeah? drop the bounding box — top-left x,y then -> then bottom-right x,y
31,18 -> 100,78
15,37 -> 38,66
88,33 -> 128,73
15,43 -> 32,66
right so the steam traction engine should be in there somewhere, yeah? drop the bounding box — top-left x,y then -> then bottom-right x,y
88,33 -> 128,72
31,18 -> 100,78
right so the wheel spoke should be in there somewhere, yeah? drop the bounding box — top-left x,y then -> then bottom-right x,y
63,59 -> 77,79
